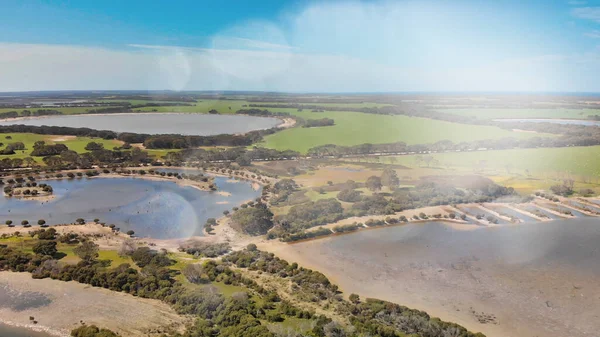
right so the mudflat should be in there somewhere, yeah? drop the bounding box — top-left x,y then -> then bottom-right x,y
0,272 -> 186,337
264,219 -> 600,337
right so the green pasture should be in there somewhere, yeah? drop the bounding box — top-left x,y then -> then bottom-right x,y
260,110 -> 552,153
439,108 -> 600,120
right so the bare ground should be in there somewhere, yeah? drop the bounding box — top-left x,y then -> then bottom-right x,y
0,272 -> 188,337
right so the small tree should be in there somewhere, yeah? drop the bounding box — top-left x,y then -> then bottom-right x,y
32,240 -> 57,256
126,230 -> 135,236
5,220 -> 12,226
73,241 -> 99,261
21,220 -> 29,226
118,239 -> 136,257
365,176 -> 382,191
37,219 -> 46,226
349,293 -> 360,304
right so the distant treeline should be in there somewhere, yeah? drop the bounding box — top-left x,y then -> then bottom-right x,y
0,109 -> 63,119
303,118 -> 335,128
0,124 -> 281,149
169,147 -> 300,165
236,108 -> 291,117
306,128 -> 600,157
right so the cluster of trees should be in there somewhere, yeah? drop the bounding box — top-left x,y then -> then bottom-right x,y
165,147 -> 299,166
307,123 -> 600,158
1,232 -> 484,337
303,118 -> 335,128
272,176 -> 518,238
0,109 -> 63,120
39,146 -> 151,168
179,241 -> 230,258
235,108 -> 291,118
0,141 -> 26,155
30,141 -> 69,156
349,298 -> 486,337
225,245 -> 338,302
268,179 -> 300,205
550,179 -> 575,196
274,198 -> 345,233
278,227 -> 333,242
71,324 -> 118,337
230,203 -> 275,235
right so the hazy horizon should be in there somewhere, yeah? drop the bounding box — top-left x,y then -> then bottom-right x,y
2,0 -> 600,92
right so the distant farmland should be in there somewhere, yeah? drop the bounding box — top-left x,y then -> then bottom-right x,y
260,110 -> 552,153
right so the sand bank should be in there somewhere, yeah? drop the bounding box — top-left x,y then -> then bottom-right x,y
0,272 -> 187,337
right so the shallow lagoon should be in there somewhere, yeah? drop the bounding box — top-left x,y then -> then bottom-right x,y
284,219 -> 600,337
0,176 -> 261,239
0,113 -> 282,135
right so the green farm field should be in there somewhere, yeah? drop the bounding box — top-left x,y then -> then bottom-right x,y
439,108 -> 600,120
388,145 -> 600,177
259,110 -> 553,153
0,133 -> 123,161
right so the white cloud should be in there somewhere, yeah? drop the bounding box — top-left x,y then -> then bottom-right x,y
2,2 -> 600,92
572,7 -> 600,23
1,42 -> 599,92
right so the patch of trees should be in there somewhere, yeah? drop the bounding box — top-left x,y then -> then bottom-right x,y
349,298 -> 486,337
278,227 -> 333,242
179,242 -> 230,258
269,178 -> 300,205
224,246 -> 338,301
71,324 -> 118,337
0,109 -> 63,120
230,203 -> 274,235
30,141 -> 69,156
275,198 -> 344,232
333,223 -> 362,233
1,235 -> 484,337
550,179 -> 575,196
337,189 -> 363,202
303,118 -> 335,128
235,109 -> 291,118
0,124 -> 118,140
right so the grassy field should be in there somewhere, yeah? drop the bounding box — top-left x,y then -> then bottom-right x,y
439,108 -> 600,120
372,146 -> 600,193
0,133 -> 123,161
259,110 -> 552,153
388,146 -> 600,177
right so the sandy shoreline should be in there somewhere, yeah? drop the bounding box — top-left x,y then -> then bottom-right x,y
259,218 -> 600,337
0,272 -> 187,337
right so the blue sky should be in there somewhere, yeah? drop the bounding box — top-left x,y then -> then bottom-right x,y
1,0 -> 600,92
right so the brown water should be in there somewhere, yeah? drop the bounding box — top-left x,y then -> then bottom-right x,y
282,219 -> 600,337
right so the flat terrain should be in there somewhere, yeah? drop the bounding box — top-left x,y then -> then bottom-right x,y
259,110 -> 548,153
439,108 -> 600,120
265,220 -> 600,337
0,133 -> 123,161
0,272 -> 186,337
389,145 -> 600,178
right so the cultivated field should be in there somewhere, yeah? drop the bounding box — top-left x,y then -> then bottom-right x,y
439,108 -> 600,120
259,110 -> 551,153
0,133 -> 123,160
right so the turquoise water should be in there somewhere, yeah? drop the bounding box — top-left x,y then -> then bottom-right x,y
0,176 -> 261,239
